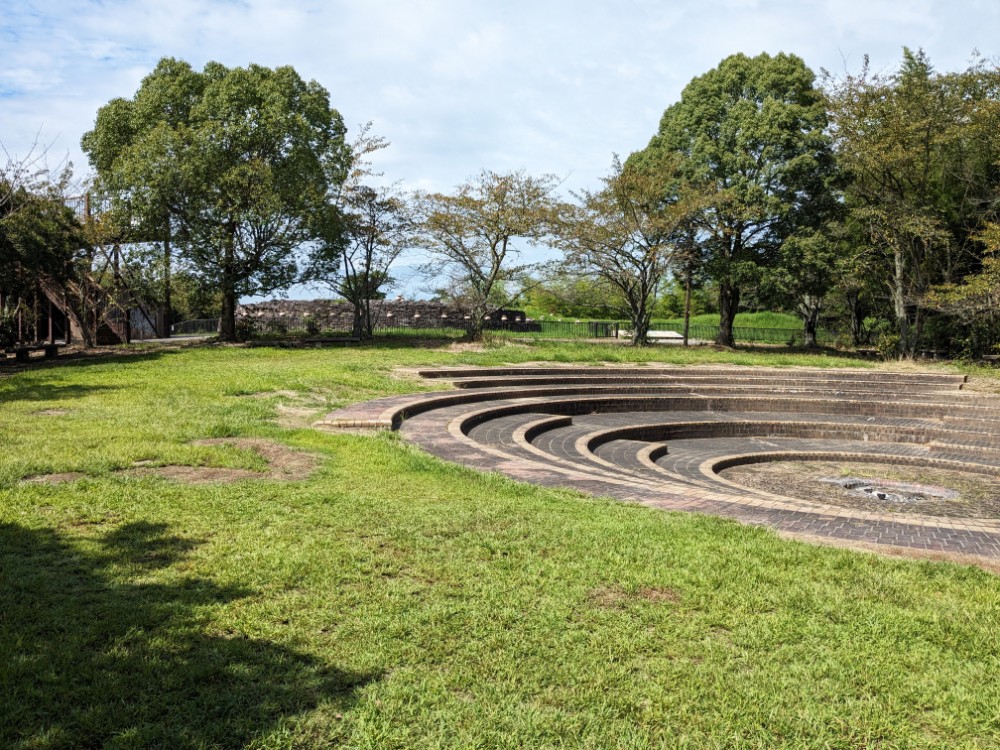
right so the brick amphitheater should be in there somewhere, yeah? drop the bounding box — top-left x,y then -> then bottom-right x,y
317,366 -> 1000,563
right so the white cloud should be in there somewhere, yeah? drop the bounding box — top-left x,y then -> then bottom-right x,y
431,22 -> 509,79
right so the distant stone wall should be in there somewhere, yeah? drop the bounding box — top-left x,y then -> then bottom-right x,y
237,299 -> 529,331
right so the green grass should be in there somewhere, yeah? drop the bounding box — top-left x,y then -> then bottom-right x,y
652,311 -> 804,329
532,312 -> 804,329
2,341 -> 998,749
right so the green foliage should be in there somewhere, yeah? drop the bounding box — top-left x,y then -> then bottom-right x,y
555,154 -> 703,345
0,174 -> 85,302
655,278 -> 716,318
926,223 -> 1000,356
826,49 -> 1000,357
303,124 -> 411,339
634,52 -> 839,346
522,274 -> 623,319
81,57 -> 350,340
413,170 -> 558,339
654,311 -> 803,329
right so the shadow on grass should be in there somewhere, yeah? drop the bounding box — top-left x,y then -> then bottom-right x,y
713,343 -> 882,362
0,348 -> 178,371
0,382 -> 122,404
0,521 -> 377,748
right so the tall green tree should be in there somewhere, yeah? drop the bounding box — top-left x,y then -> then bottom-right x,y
633,52 -> 839,347
766,226 -> 845,347
81,58 -> 350,340
826,49 -> 1000,356
0,183 -> 83,302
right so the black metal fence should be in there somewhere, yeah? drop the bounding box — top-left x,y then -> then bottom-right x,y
171,318 -> 221,336
647,323 -> 838,347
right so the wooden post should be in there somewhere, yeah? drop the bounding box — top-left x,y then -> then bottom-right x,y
64,290 -> 72,344
48,296 -> 55,344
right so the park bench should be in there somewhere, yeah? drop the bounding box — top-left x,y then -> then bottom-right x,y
618,330 -> 686,343
647,330 -> 684,341
4,343 -> 61,362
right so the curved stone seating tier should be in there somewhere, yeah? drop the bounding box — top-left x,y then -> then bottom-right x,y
316,365 -> 1000,561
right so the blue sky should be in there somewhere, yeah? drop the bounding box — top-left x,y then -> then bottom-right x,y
2,0 -> 998,296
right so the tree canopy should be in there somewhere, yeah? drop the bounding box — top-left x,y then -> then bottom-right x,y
556,153 -> 702,344
303,124 -> 412,339
413,170 -> 557,339
53,48 -> 1000,355
826,49 -> 1000,356
0,150 -> 84,344
81,57 -> 350,340
632,52 -> 839,346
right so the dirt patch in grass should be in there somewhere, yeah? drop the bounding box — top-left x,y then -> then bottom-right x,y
33,408 -> 71,416
131,438 -> 318,483
23,438 -> 318,486
274,404 -> 326,429
24,471 -> 87,485
446,341 -> 490,353
244,389 -> 300,399
963,376 -> 1000,395
637,586 -> 681,603
588,585 -> 680,608
128,464 -> 265,483
237,390 -> 333,428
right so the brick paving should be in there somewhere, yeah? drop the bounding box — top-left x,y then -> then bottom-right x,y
316,365 -> 1000,561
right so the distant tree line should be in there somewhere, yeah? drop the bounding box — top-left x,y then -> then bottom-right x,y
5,49 -> 1000,357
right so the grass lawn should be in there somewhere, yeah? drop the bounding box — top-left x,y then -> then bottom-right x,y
1,340 -> 998,749
651,311 -> 805,330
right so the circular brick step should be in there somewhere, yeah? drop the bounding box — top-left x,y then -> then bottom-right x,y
316,365 -> 1000,561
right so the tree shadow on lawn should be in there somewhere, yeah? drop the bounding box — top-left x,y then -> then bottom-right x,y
0,381 -> 121,404
0,347 -> 178,374
0,521 -> 377,748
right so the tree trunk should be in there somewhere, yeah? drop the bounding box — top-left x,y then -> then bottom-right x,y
799,294 -> 822,348
361,298 -> 377,339
682,266 -> 693,347
466,315 -> 484,342
219,287 -> 237,341
630,306 -> 651,346
716,282 -> 739,347
846,290 -> 866,347
351,304 -> 363,339
162,233 -> 172,338
893,247 -> 912,358
219,223 -> 238,342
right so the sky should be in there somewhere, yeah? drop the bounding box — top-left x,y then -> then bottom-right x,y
2,0 -> 999,297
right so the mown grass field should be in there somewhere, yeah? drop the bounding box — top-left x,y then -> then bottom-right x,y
526,311 -> 804,330
2,340 -> 999,749
650,311 -> 804,330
